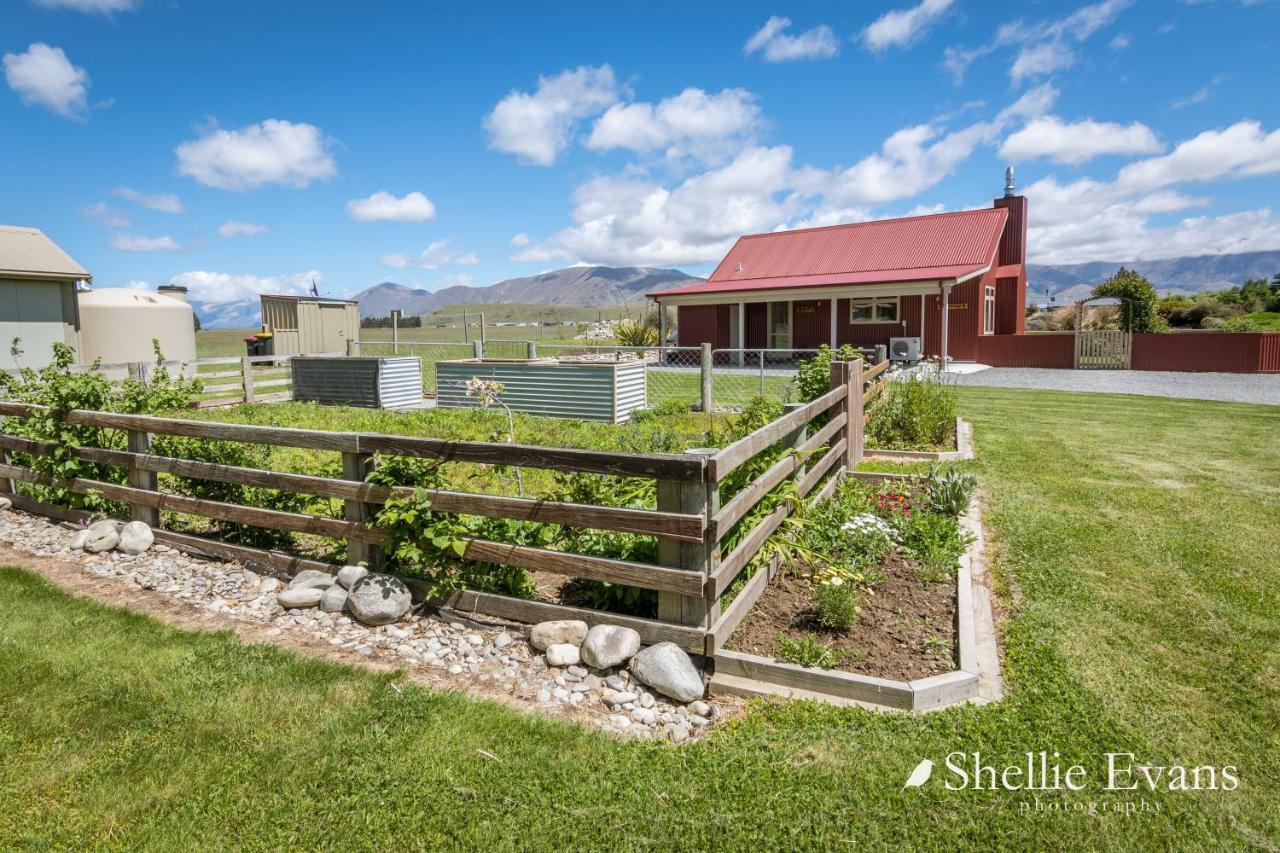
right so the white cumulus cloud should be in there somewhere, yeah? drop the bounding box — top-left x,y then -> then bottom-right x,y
217,220 -> 269,238
744,16 -> 840,62
379,239 -> 479,270
346,191 -> 436,222
4,43 -> 90,119
114,187 -> 184,213
484,65 -> 620,166
167,270 -> 322,304
110,233 -> 181,252
862,0 -> 954,52
586,88 -> 762,163
175,119 -> 337,191
80,202 -> 130,228
1000,116 -> 1163,165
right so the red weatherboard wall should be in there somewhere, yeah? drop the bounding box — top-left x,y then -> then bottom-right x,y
834,295 -> 921,349
791,299 -> 831,349
745,302 -> 768,348
676,305 -> 730,349
1131,332 -> 1280,372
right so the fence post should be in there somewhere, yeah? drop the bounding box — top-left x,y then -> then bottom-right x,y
700,342 -> 713,412
758,349 -> 765,395
472,340 -> 484,359
829,360 -> 855,473
241,357 -> 255,404
126,428 -> 160,527
783,401 -> 807,482
526,341 -> 538,360
848,359 -> 864,468
0,447 -> 13,496
342,451 -> 381,569
657,448 -> 718,630
391,309 -> 400,355
875,344 -> 887,364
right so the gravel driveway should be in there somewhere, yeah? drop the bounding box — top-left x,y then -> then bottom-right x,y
949,367 -> 1280,406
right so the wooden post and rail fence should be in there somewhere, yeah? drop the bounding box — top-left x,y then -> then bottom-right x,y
0,356 -> 891,657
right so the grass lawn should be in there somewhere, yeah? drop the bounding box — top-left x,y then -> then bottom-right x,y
2,386 -> 1278,848
1239,311 -> 1280,329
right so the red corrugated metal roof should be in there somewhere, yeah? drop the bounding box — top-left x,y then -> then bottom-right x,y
652,207 -> 1007,298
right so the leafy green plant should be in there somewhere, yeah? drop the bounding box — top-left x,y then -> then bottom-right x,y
613,318 -> 660,347
867,370 -> 957,450
900,510 -> 969,583
811,575 -> 860,629
795,344 -> 863,404
776,634 -> 847,669
373,489 -> 471,597
925,465 -> 976,516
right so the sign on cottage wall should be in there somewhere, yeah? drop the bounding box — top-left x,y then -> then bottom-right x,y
949,303 -> 968,310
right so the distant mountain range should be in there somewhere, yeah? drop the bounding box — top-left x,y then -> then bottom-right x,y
352,265 -> 701,318
1028,251 -> 1280,302
188,253 -> 1280,328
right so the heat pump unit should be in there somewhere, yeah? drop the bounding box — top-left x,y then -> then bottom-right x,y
889,337 -> 922,362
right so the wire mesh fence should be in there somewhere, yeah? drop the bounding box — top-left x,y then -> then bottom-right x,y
353,339 -> 826,410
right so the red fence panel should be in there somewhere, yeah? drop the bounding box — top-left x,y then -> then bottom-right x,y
975,333 -> 1075,368
1258,333 -> 1280,373
1131,332 -> 1274,373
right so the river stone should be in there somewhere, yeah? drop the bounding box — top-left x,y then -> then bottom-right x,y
580,624 -> 641,670
0,496 -> 11,510
319,584 -> 349,613
545,643 -> 580,667
347,573 -> 412,626
69,528 -> 90,550
336,564 -> 368,589
278,587 -> 324,608
530,619 -> 588,651
117,521 -> 154,555
286,569 -> 336,592
629,642 -> 705,702
83,519 -> 120,553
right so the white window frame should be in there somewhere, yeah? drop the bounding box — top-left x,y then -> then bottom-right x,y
849,296 -> 900,324
984,285 -> 996,335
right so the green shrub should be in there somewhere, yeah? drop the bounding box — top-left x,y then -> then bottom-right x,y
1092,267 -> 1165,333
924,465 -> 976,516
777,634 -> 846,669
795,344 -> 863,403
867,371 -> 957,450
614,319 -> 660,346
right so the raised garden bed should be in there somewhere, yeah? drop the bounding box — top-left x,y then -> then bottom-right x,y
709,474 -> 1000,711
863,418 -> 974,462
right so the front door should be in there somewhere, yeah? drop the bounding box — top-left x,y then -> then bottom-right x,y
768,301 -> 790,349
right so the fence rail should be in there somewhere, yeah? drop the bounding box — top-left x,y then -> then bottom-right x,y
0,356 -> 890,655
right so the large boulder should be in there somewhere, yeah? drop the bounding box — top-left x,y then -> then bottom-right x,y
319,584 -> 349,613
629,642 -> 705,702
0,496 -> 12,510
530,619 -> 589,651
336,564 -> 368,589
69,528 -> 90,550
346,574 -> 412,626
286,569 -> 336,592
580,624 -> 641,670
83,519 -> 121,553
117,521 -> 154,555
278,587 -> 324,609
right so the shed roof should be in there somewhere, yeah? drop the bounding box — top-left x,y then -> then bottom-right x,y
260,293 -> 358,305
0,225 -> 91,282
652,207 -> 1007,299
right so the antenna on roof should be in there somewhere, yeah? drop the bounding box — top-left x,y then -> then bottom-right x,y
1004,165 -> 1016,197
736,262 -> 744,274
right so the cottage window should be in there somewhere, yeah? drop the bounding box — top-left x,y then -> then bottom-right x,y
849,297 -> 898,324
984,286 -> 996,334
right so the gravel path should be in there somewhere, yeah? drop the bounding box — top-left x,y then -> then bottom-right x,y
950,368 -> 1280,406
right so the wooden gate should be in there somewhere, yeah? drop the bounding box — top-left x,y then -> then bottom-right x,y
1074,330 -> 1132,369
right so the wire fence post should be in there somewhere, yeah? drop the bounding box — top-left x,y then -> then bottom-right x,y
526,341 -> 538,360
758,349 -> 765,395
699,343 -> 713,412
472,340 -> 484,359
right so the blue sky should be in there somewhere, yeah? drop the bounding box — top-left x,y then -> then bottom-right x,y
3,0 -> 1278,305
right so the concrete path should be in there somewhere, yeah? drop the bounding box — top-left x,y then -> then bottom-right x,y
948,367 -> 1280,406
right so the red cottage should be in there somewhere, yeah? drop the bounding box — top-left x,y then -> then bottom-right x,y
649,172 -> 1028,363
